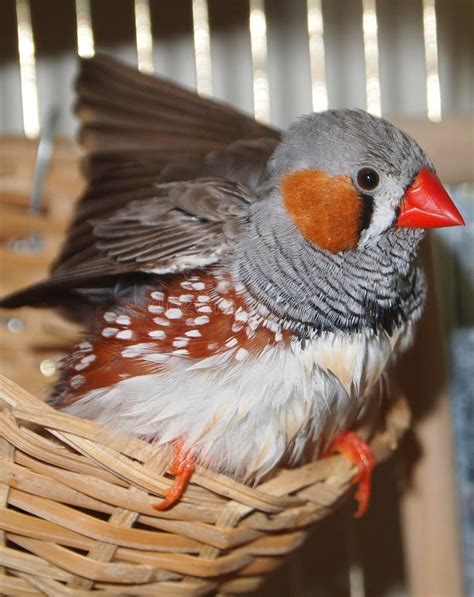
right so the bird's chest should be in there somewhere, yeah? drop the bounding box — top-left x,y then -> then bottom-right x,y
60,271 -> 409,479
68,328 -> 400,479
239,329 -> 404,441
157,330 -> 403,477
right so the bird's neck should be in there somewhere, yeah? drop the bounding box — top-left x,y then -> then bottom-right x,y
234,202 -> 426,338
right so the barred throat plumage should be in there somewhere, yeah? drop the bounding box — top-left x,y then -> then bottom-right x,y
234,198 -> 427,338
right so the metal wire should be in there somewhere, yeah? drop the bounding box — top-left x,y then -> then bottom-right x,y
135,0 -> 154,73
423,0 -> 442,121
249,0 -> 270,123
362,0 -> 382,116
192,0 -> 213,96
11,2 -> 448,141
75,0 -> 95,58
307,0 -> 328,112
15,0 -> 40,138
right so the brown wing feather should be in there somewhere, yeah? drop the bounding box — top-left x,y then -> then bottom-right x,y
55,178 -> 255,278
0,55 -> 280,314
53,54 -> 280,275
77,54 -> 279,155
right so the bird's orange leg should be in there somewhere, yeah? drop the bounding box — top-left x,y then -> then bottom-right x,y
324,431 -> 376,518
153,440 -> 196,511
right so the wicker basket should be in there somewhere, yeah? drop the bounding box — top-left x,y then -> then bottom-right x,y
0,137 -> 411,594
0,374 -> 411,595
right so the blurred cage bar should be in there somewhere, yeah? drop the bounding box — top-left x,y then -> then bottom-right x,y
0,1 -> 473,596
1,0 -> 473,137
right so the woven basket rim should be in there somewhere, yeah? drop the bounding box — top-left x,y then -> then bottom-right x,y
0,374 -> 411,594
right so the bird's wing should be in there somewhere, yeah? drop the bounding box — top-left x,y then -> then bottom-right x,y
53,177 -> 255,280
0,177 -> 256,310
1,55 -> 280,312
52,54 -> 279,276
75,54 -> 279,196
54,136 -> 278,273
76,54 -> 278,159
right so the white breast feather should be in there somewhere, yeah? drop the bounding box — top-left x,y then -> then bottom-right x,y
64,325 -> 413,481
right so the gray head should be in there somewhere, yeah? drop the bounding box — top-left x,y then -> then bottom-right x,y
265,108 -> 438,247
235,109 -> 462,335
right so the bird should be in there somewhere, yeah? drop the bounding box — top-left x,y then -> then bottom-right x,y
1,55 -> 464,516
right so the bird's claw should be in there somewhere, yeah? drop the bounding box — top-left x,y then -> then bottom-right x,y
153,441 -> 195,511
324,430 -> 375,518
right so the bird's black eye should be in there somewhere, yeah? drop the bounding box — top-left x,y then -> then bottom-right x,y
356,167 -> 380,192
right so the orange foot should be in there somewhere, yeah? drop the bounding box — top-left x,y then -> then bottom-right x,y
324,431 -> 376,518
153,441 -> 196,511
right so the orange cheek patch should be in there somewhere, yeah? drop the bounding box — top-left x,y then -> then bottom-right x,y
281,169 -> 362,253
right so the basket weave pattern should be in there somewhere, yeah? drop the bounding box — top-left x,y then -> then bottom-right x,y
0,374 -> 410,595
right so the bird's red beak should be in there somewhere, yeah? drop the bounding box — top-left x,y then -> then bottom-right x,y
396,168 -> 464,229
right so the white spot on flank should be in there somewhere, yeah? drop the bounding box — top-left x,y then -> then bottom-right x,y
194,315 -> 209,325
197,295 -> 209,302
121,343 -> 154,358
116,315 -> 131,326
225,337 -> 238,348
151,291 -> 165,301
116,329 -> 133,340
70,374 -> 85,389
173,338 -> 189,348
235,347 -> 249,361
196,305 -> 212,313
248,316 -> 261,331
172,348 -> 189,356
185,329 -> 201,337
102,327 -> 118,338
232,322 -> 243,333
218,298 -> 234,314
154,317 -> 170,327
149,330 -> 166,339
180,281 -> 194,290
264,319 -> 279,332
80,354 -> 96,365
179,294 -> 194,302
165,308 -> 183,319
192,282 -> 205,290
235,308 -> 249,322
168,296 -> 182,305
78,341 -> 92,351
216,279 -> 231,293
275,331 -> 283,342
148,305 -> 164,314
103,312 -> 116,323
74,362 -> 89,371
